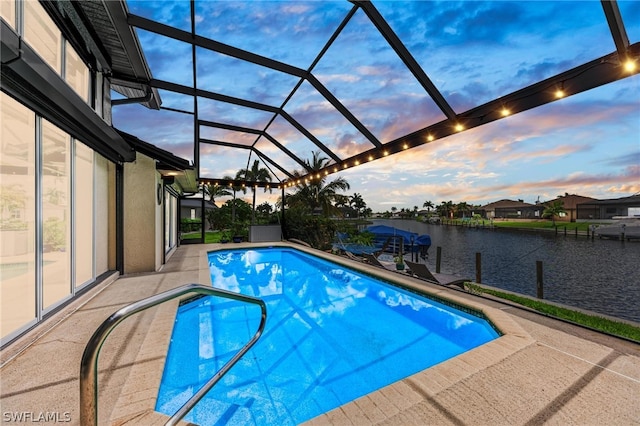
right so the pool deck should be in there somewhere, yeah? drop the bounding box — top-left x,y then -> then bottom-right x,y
1,242 -> 638,425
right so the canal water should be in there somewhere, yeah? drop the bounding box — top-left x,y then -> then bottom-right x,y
371,219 -> 640,324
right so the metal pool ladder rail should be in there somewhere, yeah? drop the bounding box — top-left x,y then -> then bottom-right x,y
79,283 -> 268,426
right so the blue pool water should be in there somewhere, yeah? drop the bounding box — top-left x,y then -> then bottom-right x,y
156,247 -> 499,425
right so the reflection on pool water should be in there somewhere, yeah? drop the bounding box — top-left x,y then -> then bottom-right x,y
156,247 -> 499,425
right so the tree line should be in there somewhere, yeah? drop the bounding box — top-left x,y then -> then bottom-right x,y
198,150 -> 567,243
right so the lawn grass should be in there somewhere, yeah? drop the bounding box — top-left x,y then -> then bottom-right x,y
465,283 -> 640,342
491,220 -> 596,232
181,231 -> 223,244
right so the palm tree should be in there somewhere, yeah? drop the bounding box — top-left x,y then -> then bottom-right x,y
204,182 -> 232,205
286,151 -> 350,216
423,200 -> 434,214
236,160 -> 272,224
217,175 -> 244,223
456,201 -> 471,218
334,194 -> 350,218
438,201 -> 455,218
543,200 -> 566,226
350,193 -> 366,218
255,201 -> 273,223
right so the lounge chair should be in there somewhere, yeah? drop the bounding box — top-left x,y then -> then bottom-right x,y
362,253 -> 385,268
405,260 -> 469,288
362,253 -> 404,272
343,250 -> 365,262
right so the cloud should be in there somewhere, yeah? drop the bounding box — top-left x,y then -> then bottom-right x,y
601,152 -> 640,168
315,73 -> 361,84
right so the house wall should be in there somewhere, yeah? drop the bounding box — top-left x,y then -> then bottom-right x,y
123,154 -> 161,273
155,174 -> 163,272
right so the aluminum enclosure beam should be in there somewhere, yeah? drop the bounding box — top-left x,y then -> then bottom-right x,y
354,1 -> 457,121
601,0 -> 631,59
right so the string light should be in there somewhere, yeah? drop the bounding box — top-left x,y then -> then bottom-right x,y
555,81 -> 565,98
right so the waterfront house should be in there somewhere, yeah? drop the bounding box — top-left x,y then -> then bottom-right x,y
479,199 -> 542,220
576,194 -> 640,220
542,193 -> 597,222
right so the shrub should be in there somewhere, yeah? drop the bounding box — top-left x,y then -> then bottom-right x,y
283,209 -> 337,249
180,218 -> 202,233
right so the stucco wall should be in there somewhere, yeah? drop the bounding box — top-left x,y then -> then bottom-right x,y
123,154 -> 158,273
155,175 -> 163,271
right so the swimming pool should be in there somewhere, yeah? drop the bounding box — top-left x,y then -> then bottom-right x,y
156,247 -> 499,425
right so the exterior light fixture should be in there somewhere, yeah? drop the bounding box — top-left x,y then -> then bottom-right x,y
324,170 -> 328,175
624,59 -> 637,73
316,173 -> 320,179
368,155 -> 373,161
354,160 -> 360,165
501,108 -> 510,117
555,82 -> 565,98
427,134 -> 434,142
383,150 -> 389,156
455,123 -> 464,132
343,163 -> 348,169
333,167 -> 338,172
403,143 -> 409,149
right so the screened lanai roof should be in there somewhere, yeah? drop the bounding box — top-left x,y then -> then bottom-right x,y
107,0 -> 639,189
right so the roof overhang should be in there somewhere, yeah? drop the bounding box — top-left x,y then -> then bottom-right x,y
1,19 -> 135,163
68,0 -> 161,109
117,130 -> 197,193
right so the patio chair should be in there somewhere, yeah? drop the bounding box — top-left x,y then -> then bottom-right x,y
404,260 -> 469,289
362,253 -> 386,268
343,250 -> 365,262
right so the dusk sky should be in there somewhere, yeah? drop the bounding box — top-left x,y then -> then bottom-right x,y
112,0 -> 640,212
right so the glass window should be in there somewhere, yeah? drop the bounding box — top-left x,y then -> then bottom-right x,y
24,0 -> 62,74
94,153 -> 112,275
0,93 -> 36,339
41,119 -> 71,309
75,141 -> 94,287
0,0 -> 16,30
65,41 -> 90,102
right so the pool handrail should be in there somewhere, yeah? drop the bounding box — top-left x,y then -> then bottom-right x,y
79,283 -> 268,426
